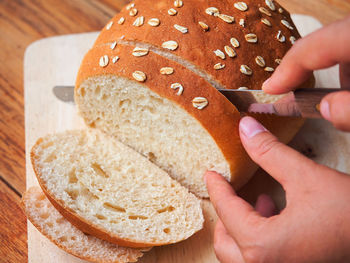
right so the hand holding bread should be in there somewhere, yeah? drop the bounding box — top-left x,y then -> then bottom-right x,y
206,16 -> 350,263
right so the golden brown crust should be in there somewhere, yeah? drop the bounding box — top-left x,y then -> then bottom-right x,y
75,44 -> 255,188
94,0 -> 300,90
21,188 -> 145,263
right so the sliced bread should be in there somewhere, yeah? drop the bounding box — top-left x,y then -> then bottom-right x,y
22,187 -> 147,263
31,129 -> 204,248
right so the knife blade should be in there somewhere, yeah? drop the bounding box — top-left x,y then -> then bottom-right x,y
218,88 -> 339,118
53,85 -> 75,104
53,85 -> 338,118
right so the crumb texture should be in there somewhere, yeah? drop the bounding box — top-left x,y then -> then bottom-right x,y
22,187 -> 146,263
76,76 -> 230,197
31,130 -> 204,246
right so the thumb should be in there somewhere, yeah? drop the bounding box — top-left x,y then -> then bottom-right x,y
239,116 -> 318,187
320,91 -> 350,132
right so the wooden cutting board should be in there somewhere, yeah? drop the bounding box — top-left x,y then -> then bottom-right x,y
24,15 -> 350,263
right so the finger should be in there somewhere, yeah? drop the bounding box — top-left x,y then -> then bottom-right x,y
205,171 -> 261,240
255,194 -> 277,218
320,91 -> 350,132
239,116 -> 318,186
263,16 -> 350,94
340,62 -> 350,89
214,219 -> 244,263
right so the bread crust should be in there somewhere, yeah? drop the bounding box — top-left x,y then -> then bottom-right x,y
21,187 -> 146,263
94,0 -> 301,91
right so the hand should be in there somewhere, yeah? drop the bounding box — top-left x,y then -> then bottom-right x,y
263,16 -> 350,131
205,116 -> 350,263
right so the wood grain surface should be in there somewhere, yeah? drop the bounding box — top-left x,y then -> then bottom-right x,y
1,0 -> 349,262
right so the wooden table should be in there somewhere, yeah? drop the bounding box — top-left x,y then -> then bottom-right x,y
0,0 -> 349,262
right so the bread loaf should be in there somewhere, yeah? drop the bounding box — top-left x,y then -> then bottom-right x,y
31,129 -> 203,248
76,0 -> 314,198
22,187 -> 148,263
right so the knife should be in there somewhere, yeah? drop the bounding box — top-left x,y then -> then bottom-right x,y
218,88 -> 339,118
53,86 -> 338,118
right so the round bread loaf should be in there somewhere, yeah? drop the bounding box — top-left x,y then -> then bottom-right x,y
75,0 -> 314,198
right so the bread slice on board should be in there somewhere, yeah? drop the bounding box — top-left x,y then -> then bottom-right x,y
22,187 -> 148,263
76,0 -> 314,198
31,129 -> 204,248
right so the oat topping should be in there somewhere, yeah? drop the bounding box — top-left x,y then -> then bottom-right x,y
162,40 -> 179,51
239,19 -> 245,27
132,47 -> 149,57
259,7 -> 272,16
99,55 -> 109,68
174,0 -> 183,8
230,37 -> 240,48
238,87 -> 249,90
265,67 -> 275,72
129,8 -> 138,16
234,2 -> 248,11
126,3 -> 135,10
214,63 -> 225,70
118,17 -> 125,25
133,16 -> 144,27
276,30 -> 286,42
160,67 -> 174,75
265,0 -> 276,11
132,71 -> 147,82
198,21 -> 209,31
275,58 -> 282,64
214,49 -> 226,60
240,65 -> 253,75
106,21 -> 113,30
148,18 -> 160,27
112,56 -> 119,64
261,18 -> 272,27
168,8 -> 178,16
218,14 -> 235,23
281,19 -> 294,30
290,36 -> 296,44
224,46 -> 236,58
255,56 -> 266,67
192,97 -> 208,110
110,41 -> 117,50
171,83 -> 184,95
174,24 -> 188,34
245,33 -> 258,43
205,7 -> 220,16
278,7 -> 284,13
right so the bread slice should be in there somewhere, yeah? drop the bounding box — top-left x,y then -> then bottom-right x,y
22,187 -> 148,263
31,129 -> 204,248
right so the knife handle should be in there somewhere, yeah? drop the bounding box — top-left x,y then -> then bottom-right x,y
294,88 -> 340,118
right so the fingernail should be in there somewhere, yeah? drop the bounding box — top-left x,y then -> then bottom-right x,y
262,77 -> 271,90
240,117 -> 267,139
320,100 -> 331,121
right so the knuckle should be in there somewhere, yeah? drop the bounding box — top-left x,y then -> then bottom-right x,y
251,136 -> 280,160
242,246 -> 267,263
